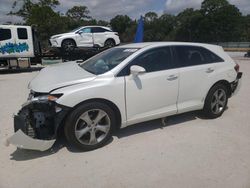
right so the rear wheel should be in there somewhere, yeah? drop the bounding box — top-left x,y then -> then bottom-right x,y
104,39 -> 115,48
61,39 -> 76,52
203,84 -> 228,119
64,102 -> 116,151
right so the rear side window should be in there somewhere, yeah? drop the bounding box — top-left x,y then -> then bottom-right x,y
17,28 -> 28,39
174,46 -> 224,67
118,47 -> 174,76
0,28 -> 11,41
92,27 -> 110,33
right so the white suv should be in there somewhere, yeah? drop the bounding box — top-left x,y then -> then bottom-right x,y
7,42 -> 242,151
49,26 -> 120,51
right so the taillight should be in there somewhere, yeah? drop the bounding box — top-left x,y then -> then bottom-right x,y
234,63 -> 240,73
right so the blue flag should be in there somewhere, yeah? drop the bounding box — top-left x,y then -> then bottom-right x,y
134,16 -> 144,43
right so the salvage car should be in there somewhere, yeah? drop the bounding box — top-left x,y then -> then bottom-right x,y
49,26 -> 120,51
7,42 -> 242,151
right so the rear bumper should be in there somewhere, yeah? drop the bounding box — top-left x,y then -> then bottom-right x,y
6,100 -> 70,151
231,72 -> 242,96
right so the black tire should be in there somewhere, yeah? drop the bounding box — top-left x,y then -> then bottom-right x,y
64,102 -> 116,151
104,39 -> 115,48
61,39 -> 76,52
203,84 -> 229,119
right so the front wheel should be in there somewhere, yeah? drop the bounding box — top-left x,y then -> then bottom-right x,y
61,39 -> 76,52
203,84 -> 229,119
64,102 -> 116,151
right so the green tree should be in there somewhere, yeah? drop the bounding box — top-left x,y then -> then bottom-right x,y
175,8 -> 203,41
110,15 -> 133,42
9,0 -> 67,47
199,0 -> 242,42
66,6 -> 91,22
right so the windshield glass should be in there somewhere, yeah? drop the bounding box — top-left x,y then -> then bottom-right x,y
80,48 -> 139,75
71,27 -> 82,32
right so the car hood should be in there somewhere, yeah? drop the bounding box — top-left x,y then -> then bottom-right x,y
51,32 -> 74,39
29,62 -> 96,93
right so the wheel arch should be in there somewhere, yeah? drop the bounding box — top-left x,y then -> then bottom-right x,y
207,80 -> 232,99
61,38 -> 77,47
105,38 -> 116,45
57,98 -> 122,135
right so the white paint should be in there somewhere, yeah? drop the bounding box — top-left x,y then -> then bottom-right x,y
29,42 -> 239,130
49,26 -> 120,48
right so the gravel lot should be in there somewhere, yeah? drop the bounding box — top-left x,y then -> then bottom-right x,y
0,55 -> 249,188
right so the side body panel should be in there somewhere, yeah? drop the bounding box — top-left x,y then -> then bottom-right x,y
52,76 -> 127,127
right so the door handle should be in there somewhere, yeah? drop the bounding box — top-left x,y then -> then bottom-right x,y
167,75 -> 178,81
206,68 -> 214,73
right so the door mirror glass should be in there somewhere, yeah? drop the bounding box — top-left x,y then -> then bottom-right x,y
130,65 -> 146,76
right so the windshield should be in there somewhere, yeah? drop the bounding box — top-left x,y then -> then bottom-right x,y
71,27 -> 82,32
80,48 -> 139,75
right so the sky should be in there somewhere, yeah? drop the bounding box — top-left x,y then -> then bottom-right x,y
0,0 -> 250,24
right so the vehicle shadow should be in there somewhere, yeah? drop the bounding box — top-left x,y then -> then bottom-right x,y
0,67 -> 43,74
9,111 -> 204,160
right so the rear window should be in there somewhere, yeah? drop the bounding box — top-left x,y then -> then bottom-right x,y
174,46 -> 224,67
17,28 -> 28,39
0,28 -> 11,41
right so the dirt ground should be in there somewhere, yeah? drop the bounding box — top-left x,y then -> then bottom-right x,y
0,55 -> 249,188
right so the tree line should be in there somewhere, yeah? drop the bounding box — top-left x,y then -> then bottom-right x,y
8,0 -> 250,48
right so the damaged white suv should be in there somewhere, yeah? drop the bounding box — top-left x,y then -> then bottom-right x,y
7,42 -> 242,151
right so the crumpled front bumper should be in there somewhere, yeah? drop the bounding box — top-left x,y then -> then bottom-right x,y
6,99 -> 69,151
5,130 -> 56,151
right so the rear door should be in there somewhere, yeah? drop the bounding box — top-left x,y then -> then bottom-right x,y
121,47 -> 179,125
173,45 -> 224,113
92,27 -> 109,47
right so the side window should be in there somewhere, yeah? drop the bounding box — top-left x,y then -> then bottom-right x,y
17,28 -> 28,39
174,46 -> 224,67
118,47 -> 174,76
80,28 -> 91,33
92,27 -> 108,33
200,48 -> 224,63
0,28 -> 11,41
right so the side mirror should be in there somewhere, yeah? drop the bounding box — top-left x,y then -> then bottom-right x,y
76,31 -> 82,35
130,65 -> 146,77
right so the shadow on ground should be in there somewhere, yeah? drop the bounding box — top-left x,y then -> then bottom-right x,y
0,67 -> 43,74
10,111 -> 205,161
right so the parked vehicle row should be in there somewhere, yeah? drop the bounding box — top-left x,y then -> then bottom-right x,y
7,42 -> 242,151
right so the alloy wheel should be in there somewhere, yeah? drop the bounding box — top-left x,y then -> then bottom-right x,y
74,109 -> 111,145
211,89 -> 227,114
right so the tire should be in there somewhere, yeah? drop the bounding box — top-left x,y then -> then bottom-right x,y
61,39 -> 76,52
203,84 -> 229,119
104,39 -> 115,48
64,102 -> 116,151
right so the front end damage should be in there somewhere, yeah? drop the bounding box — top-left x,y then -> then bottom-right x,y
6,93 -> 69,151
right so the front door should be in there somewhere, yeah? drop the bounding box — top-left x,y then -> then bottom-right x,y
76,27 -> 93,47
124,47 -> 179,125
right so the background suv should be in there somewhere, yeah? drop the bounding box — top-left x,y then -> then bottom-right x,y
49,26 -> 120,51
8,42 -> 242,151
